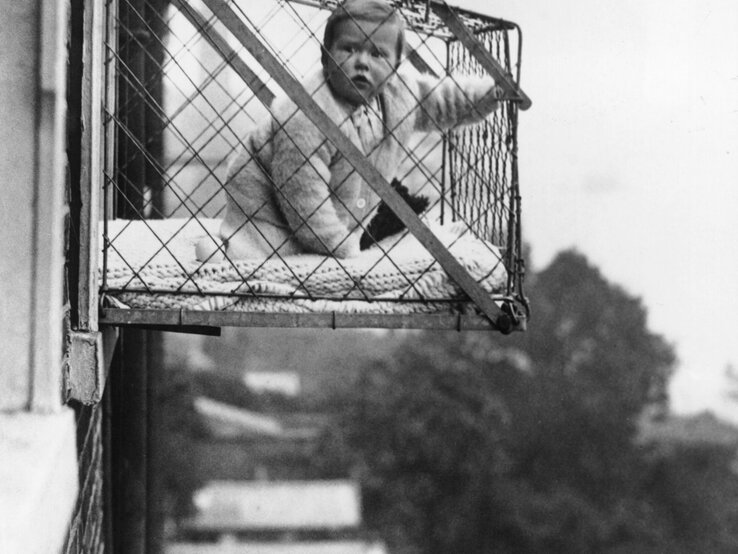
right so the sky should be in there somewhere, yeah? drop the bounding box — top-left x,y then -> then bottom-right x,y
451,0 -> 738,421
177,0 -> 737,421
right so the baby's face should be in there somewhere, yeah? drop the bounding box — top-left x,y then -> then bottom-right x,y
325,18 -> 400,105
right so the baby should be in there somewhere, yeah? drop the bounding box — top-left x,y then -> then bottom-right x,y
196,0 -> 503,262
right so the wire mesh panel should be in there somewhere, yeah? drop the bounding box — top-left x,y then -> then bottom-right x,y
98,0 -> 528,331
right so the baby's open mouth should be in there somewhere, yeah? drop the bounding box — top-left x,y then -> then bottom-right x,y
352,75 -> 371,87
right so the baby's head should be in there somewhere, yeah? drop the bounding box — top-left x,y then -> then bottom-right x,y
322,0 -> 406,105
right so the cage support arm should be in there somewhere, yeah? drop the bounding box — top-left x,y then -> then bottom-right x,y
431,2 -> 531,110
196,0 -> 513,332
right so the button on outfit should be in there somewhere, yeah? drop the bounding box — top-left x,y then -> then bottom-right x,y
351,98 -> 383,218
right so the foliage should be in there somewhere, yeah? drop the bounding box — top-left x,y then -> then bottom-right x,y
155,366 -> 209,519
156,249 -> 738,552
316,340 -> 510,553
313,249 -> 738,553
155,365 -> 303,519
506,251 -> 675,498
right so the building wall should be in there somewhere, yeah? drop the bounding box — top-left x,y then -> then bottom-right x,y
0,0 -> 47,409
63,402 -> 108,553
0,1 -> 109,552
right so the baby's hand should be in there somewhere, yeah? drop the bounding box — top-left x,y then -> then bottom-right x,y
491,84 -> 505,100
195,236 -> 226,263
333,235 -> 361,259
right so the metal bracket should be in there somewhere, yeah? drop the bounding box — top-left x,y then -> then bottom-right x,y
65,327 -> 119,405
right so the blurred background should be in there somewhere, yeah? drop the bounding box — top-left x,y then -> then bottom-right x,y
160,252 -> 738,553
146,0 -> 738,552
3,0 -> 736,552
464,0 -> 738,422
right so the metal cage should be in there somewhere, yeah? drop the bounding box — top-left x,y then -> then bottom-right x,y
89,0 -> 530,333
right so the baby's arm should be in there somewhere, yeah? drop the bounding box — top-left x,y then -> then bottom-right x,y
270,108 -> 358,258
409,73 -> 503,132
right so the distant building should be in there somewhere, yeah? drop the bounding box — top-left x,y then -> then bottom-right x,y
167,540 -> 387,554
638,410 -> 738,474
194,396 -> 320,441
185,480 -> 361,534
176,479 -> 386,551
175,479 -> 386,552
190,396 -> 331,481
638,410 -> 738,447
195,397 -> 283,439
244,371 -> 302,397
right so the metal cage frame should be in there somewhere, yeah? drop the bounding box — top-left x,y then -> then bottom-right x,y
77,0 -> 530,335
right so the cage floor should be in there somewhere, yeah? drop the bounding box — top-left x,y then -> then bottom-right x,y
99,218 -> 509,330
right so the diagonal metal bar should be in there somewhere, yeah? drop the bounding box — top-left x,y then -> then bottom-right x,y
406,47 -> 439,78
171,0 -> 275,107
432,1 -> 531,111
200,0 -> 512,331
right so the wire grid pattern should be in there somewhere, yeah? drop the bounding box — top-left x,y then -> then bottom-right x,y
447,29 -> 517,246
100,0 -> 524,313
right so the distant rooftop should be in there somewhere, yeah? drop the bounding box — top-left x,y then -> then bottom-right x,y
167,541 -> 387,554
195,397 -> 282,439
185,480 -> 361,532
244,372 -> 301,397
638,411 -> 738,447
194,397 -> 319,441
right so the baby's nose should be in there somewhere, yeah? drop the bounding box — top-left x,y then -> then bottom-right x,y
354,50 -> 369,67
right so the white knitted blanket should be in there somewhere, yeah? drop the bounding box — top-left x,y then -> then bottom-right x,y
101,218 -> 507,314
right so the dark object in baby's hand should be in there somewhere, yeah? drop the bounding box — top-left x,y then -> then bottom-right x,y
360,179 -> 430,250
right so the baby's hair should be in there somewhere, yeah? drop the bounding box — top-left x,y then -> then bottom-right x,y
321,0 -> 406,68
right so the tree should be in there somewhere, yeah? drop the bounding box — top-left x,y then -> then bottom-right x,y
315,335 -> 511,553
314,249 -> 680,553
508,251 -> 675,497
